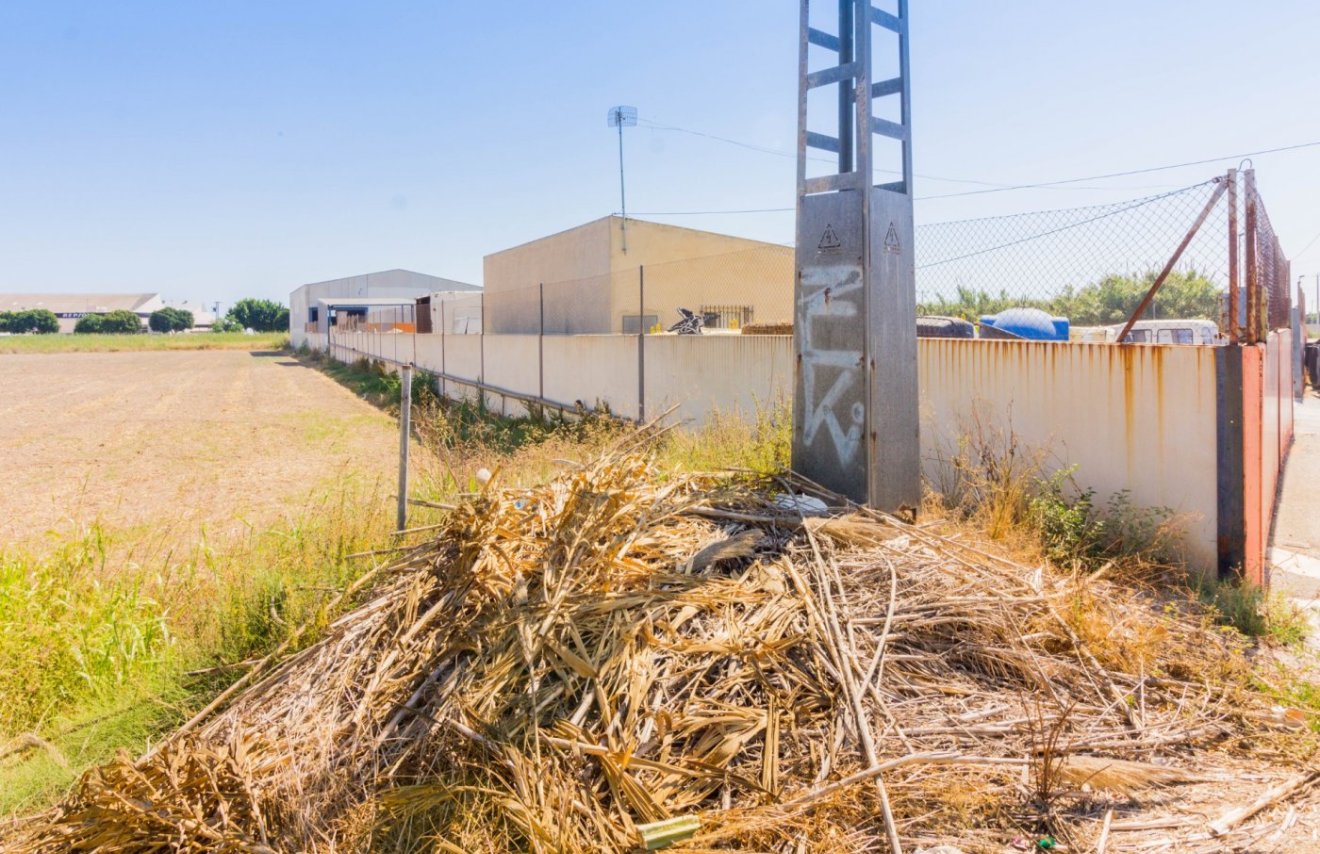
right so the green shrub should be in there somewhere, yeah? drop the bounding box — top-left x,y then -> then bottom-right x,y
1028,469 -> 1104,563
100,310 -> 144,333
1198,580 -> 1310,646
227,298 -> 290,332
0,309 -> 59,334
148,307 -> 193,333
73,315 -> 104,334
76,310 -> 143,334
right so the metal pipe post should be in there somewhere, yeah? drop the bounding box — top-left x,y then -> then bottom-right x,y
539,282 -> 545,405
1226,169 -> 1239,343
1244,170 -> 1259,344
837,0 -> 853,174
397,364 -> 413,532
617,112 -> 628,253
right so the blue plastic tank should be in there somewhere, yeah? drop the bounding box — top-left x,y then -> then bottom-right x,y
979,308 -> 1070,341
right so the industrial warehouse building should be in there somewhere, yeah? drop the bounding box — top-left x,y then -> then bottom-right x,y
290,269 -> 479,349
483,216 -> 793,334
0,293 -> 164,333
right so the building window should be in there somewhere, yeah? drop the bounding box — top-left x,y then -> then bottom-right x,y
622,314 -> 659,334
700,304 -> 754,329
308,307 -> 319,323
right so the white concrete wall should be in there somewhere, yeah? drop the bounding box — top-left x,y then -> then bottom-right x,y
644,334 -> 793,423
444,334 -> 483,384
484,335 -> 541,395
918,339 -> 1220,573
326,330 -> 1221,574
542,335 -> 640,420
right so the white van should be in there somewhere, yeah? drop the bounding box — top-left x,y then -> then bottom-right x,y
1073,319 -> 1221,345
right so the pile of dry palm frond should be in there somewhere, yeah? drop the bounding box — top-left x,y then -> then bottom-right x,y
4,436 -> 1315,853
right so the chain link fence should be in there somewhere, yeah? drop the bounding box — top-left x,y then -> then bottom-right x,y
915,178 -> 1232,329
482,245 -> 794,337
329,171 -> 1290,355
479,171 -> 1290,345
915,170 -> 1290,343
1248,174 -> 1292,333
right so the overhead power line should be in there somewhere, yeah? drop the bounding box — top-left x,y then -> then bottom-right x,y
1293,226 -> 1320,259
639,118 -> 1180,193
632,118 -> 1320,213
919,139 -> 1320,200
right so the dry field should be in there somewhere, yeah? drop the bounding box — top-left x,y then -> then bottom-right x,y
0,349 -> 407,549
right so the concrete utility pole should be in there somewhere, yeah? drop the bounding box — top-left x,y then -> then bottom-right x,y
792,0 -> 919,515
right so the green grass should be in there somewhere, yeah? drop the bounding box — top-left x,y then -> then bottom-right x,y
1195,578 -> 1311,647
0,331 -> 289,354
0,479 -> 423,814
658,403 -> 790,476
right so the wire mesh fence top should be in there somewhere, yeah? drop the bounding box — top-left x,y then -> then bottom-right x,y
914,178 -> 1232,325
467,173 -> 1289,339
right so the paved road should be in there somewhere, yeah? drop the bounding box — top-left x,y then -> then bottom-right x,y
1272,388 -> 1320,598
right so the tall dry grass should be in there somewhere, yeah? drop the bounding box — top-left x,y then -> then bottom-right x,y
0,478 -> 409,813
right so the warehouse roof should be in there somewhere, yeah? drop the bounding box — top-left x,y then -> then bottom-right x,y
315,296 -> 424,308
0,293 -> 161,314
300,269 -> 479,292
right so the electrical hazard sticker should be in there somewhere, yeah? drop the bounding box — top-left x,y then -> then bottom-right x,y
883,222 -> 901,254
817,224 -> 842,252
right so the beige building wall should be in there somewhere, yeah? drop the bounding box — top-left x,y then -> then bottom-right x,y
483,218 -> 614,334
482,216 -> 793,334
606,218 -> 793,332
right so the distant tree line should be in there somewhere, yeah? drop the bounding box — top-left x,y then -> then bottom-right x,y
3,295 -> 291,336
0,309 -> 59,334
917,270 -> 1222,326
225,298 -> 289,332
74,310 -> 145,334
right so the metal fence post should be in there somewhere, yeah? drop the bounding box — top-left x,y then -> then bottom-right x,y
638,265 -> 646,423
439,298 -> 447,399
1227,168 -> 1239,343
1244,169 -> 1259,344
539,282 -> 545,407
397,363 -> 413,531
480,291 -> 486,392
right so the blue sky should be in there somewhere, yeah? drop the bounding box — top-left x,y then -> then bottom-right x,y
2,1 -> 1319,309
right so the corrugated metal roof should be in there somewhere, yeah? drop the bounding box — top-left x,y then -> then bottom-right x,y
315,296 -> 422,307
0,293 -> 161,314
300,270 -> 480,292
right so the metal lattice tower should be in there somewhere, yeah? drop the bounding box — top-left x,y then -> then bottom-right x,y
791,0 -> 918,514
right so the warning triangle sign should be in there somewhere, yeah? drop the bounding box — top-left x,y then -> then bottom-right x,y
817,224 -> 841,251
883,222 -> 901,254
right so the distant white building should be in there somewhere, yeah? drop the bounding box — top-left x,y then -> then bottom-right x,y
290,269 -> 479,349
0,293 -> 163,333
161,300 -> 217,329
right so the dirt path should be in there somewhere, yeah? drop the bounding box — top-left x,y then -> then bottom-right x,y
0,349 -> 408,549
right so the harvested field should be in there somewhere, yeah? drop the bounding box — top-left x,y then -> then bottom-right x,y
0,349 -> 409,549
7,438 -> 1318,852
